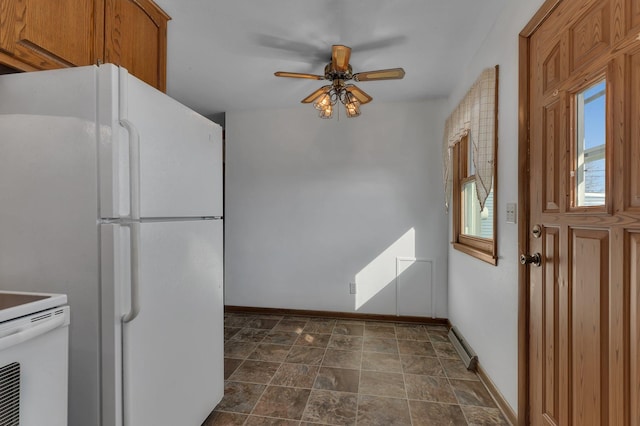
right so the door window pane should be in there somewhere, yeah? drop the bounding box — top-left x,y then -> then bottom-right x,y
575,80 -> 606,206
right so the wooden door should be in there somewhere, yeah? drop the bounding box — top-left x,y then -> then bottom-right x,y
104,0 -> 170,91
0,0 -> 101,70
525,0 -> 640,424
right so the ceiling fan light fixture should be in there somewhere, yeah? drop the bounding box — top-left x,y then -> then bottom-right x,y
319,104 -> 333,119
275,45 -> 405,119
313,93 -> 333,111
344,92 -> 361,118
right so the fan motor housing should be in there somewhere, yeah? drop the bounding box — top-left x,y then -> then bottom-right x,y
324,63 -> 353,81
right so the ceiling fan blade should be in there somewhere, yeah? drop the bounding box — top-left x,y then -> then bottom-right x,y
301,86 -> 332,103
345,85 -> 372,104
353,68 -> 405,82
331,45 -> 351,72
275,71 -> 325,80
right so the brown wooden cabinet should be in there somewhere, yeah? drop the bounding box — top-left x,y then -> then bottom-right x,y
104,0 -> 169,91
0,0 -> 169,91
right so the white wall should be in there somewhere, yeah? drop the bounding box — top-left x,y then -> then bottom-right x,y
445,0 -> 546,414
225,100 -> 448,317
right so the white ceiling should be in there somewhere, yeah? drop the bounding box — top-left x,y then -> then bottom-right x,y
154,0 -> 508,117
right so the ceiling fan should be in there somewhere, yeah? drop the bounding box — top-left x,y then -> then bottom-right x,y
274,45 -> 405,118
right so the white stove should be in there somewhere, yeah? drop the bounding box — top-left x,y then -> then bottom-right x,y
0,291 -> 69,426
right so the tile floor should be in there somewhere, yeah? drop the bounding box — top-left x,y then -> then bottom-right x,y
203,312 -> 509,426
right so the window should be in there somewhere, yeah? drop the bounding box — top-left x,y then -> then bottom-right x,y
442,66 -> 498,265
573,78 -> 606,208
452,136 -> 497,264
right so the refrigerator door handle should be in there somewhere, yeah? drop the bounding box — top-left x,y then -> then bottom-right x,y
119,118 -> 141,221
121,222 -> 141,323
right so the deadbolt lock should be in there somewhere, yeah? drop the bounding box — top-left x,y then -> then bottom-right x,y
532,224 -> 542,238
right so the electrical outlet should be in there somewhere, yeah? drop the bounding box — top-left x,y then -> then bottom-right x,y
349,282 -> 357,294
506,202 -> 517,223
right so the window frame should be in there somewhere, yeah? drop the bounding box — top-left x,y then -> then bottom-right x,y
451,135 -> 498,265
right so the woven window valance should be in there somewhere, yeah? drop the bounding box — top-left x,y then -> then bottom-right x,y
442,66 -> 498,211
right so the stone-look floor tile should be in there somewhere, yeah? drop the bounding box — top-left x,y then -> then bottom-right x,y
428,329 -> 450,343
252,386 -> 311,420
228,360 -> 280,384
224,327 -> 242,341
221,312 -> 502,426
433,341 -> 461,359
397,339 -> 436,357
322,348 -> 362,369
271,363 -> 319,388
357,395 -> 412,426
440,358 -> 479,381
229,328 -> 270,343
301,390 -> 358,426
224,358 -> 243,379
365,320 -> 395,327
359,370 -> 406,398
262,330 -> 300,345
395,325 -> 429,341
282,315 -> 311,321
336,319 -> 366,326
449,379 -> 497,408
285,346 -> 325,365
364,325 -> 396,339
224,341 -> 257,359
295,332 -> 331,348
404,374 -> 458,403
362,351 -> 402,373
461,406 -> 509,425
224,315 -> 254,328
245,318 -> 281,330
273,319 -> 308,333
202,410 -> 248,425
328,334 -> 363,351
333,323 -> 364,336
401,355 -> 445,376
216,381 -> 266,414
313,367 -> 360,393
303,319 -> 336,334
409,400 -> 468,426
248,344 -> 292,362
245,416 -> 300,426
363,337 -> 399,354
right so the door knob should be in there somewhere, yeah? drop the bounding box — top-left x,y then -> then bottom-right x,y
520,253 -> 541,267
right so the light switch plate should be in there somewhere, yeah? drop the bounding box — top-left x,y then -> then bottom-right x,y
506,203 -> 517,223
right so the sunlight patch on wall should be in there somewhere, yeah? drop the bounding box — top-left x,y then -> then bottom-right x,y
354,228 -> 415,310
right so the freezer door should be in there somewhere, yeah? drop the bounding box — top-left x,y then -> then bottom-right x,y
122,220 -> 223,426
101,66 -> 223,219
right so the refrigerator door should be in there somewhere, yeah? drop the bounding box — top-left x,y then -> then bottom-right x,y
0,112 -> 101,426
99,66 -> 223,220
121,219 -> 224,426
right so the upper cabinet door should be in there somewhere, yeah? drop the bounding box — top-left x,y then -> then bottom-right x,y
0,0 -> 101,69
104,0 -> 170,91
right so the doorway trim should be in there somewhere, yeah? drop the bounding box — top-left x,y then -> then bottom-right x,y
517,0 -> 563,424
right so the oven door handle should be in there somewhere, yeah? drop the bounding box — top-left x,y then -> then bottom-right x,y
0,313 -> 67,352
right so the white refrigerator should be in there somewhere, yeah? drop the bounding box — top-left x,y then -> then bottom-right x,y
0,64 -> 224,426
